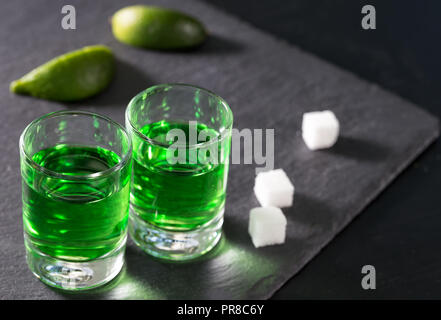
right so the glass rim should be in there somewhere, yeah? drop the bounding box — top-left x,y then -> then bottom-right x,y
19,110 -> 132,181
125,83 -> 234,149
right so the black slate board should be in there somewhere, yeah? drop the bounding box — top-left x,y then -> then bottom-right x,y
0,0 -> 438,299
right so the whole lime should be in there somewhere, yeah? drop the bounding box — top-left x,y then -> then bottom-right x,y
111,5 -> 207,50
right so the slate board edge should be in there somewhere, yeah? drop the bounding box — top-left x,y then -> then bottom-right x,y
264,123 -> 439,299
1,0 -> 439,300
199,1 -> 441,298
204,0 -> 440,126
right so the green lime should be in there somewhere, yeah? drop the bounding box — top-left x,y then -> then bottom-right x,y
10,45 -> 114,102
111,5 -> 207,50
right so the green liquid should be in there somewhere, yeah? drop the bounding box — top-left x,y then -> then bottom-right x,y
131,121 -> 230,231
22,144 -> 130,261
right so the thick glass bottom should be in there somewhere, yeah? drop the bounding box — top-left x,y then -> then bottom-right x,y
129,208 -> 223,261
24,233 -> 126,291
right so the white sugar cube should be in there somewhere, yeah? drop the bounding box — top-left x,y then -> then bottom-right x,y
254,169 -> 294,208
302,110 -> 339,150
248,207 -> 287,248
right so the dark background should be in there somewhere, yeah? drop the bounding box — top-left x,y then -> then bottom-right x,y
207,0 -> 441,299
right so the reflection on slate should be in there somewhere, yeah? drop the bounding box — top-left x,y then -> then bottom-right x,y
0,0 -> 438,299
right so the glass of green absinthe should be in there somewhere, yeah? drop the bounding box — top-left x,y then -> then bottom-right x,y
126,84 -> 233,260
20,111 -> 132,290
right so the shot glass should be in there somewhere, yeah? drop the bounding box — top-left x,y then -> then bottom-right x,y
126,84 -> 233,260
20,111 -> 132,290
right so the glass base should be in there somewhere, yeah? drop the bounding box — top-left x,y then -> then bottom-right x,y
24,234 -> 126,291
129,209 -> 223,261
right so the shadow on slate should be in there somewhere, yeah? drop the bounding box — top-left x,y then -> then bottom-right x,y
0,0 -> 438,299
329,136 -> 391,162
198,34 -> 247,55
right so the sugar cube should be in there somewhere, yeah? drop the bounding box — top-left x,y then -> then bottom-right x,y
254,169 -> 294,207
302,110 -> 339,150
248,207 -> 287,248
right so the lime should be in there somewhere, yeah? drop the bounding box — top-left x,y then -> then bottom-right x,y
10,45 -> 114,101
111,5 -> 206,50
